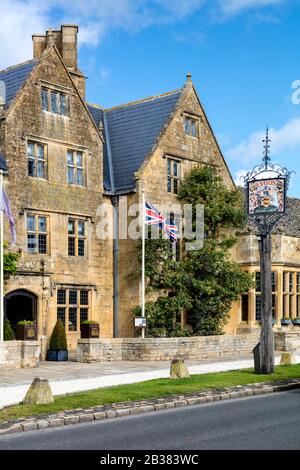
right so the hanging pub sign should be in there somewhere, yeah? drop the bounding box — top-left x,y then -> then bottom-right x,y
247,177 -> 286,215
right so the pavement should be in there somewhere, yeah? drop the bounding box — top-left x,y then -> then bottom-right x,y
1,390 -> 300,450
0,353 -> 299,409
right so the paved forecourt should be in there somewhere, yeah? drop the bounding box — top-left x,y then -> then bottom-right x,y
0,354 -> 299,409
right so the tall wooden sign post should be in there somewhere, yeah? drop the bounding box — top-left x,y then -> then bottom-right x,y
244,128 -> 293,374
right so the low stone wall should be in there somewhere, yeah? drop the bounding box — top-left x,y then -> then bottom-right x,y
77,333 -> 261,363
0,341 -> 40,369
275,332 -> 300,352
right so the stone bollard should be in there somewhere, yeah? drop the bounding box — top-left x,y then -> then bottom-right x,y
280,351 -> 296,366
23,377 -> 54,405
170,359 -> 190,379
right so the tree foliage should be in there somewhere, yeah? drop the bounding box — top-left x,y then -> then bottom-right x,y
133,165 -> 254,337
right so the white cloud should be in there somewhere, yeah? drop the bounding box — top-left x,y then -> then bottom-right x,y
0,0 -> 289,70
0,0 -> 48,69
216,0 -> 283,17
227,118 -> 300,164
0,0 -> 206,69
234,169 -> 248,186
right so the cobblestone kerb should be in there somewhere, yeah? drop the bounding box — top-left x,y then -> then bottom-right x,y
0,378 -> 299,435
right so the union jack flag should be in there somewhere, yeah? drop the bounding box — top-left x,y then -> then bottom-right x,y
163,220 -> 178,243
145,201 -> 166,227
145,201 -> 178,242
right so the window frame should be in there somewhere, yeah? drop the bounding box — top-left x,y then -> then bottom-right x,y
67,149 -> 85,187
167,157 -> 181,194
26,213 -> 49,254
183,115 -> 199,138
41,86 -> 70,117
27,140 -> 47,179
56,288 -> 91,333
68,218 -> 87,257
255,270 -> 277,321
283,271 -> 296,319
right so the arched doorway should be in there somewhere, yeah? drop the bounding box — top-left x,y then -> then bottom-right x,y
5,290 -> 38,333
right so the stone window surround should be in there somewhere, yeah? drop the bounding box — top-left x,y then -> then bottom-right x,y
56,287 -> 91,333
26,212 -> 49,255
38,80 -> 72,117
240,268 -> 300,325
26,138 -> 48,179
282,271 -> 300,319
167,156 -> 181,194
68,217 -> 87,257
182,112 -> 201,138
255,271 -> 277,322
67,148 -> 86,187
24,134 -> 90,187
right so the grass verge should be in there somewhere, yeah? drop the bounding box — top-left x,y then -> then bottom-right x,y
1,364 -> 300,424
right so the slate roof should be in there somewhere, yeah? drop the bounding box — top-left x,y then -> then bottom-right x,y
0,56 -> 183,194
0,60 -> 38,107
88,90 -> 183,192
271,197 -> 300,238
86,104 -> 113,192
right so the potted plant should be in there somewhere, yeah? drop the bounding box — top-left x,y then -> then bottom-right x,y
16,320 -> 37,340
292,318 -> 300,325
4,319 -> 15,341
47,319 -> 68,361
281,318 -> 292,326
80,320 -> 100,339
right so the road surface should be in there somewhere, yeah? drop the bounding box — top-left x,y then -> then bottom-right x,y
0,390 -> 299,450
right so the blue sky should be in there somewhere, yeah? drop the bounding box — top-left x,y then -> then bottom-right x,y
1,0 -> 300,195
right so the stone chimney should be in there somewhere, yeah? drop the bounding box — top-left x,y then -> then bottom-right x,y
32,25 -> 86,99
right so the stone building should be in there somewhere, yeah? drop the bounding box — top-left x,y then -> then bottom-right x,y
231,198 -> 300,334
0,26 -> 113,356
0,24 -> 299,356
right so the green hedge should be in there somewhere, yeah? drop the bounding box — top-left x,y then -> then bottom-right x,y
49,319 -> 67,350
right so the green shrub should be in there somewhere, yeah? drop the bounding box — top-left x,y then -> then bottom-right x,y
3,249 -> 20,277
4,319 -> 15,341
81,320 -> 99,325
49,320 -> 67,351
17,320 -> 35,326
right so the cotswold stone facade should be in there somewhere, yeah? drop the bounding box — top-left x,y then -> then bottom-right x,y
117,78 -> 234,337
0,26 -> 113,357
1,24 -> 300,356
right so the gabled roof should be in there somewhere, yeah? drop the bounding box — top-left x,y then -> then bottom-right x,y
87,104 -> 113,191
88,89 -> 182,192
0,59 -> 38,107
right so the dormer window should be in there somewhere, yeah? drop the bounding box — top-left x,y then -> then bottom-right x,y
41,87 -> 69,116
184,116 -> 198,137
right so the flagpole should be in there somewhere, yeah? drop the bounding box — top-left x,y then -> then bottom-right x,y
0,170 -> 4,342
141,189 -> 145,339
